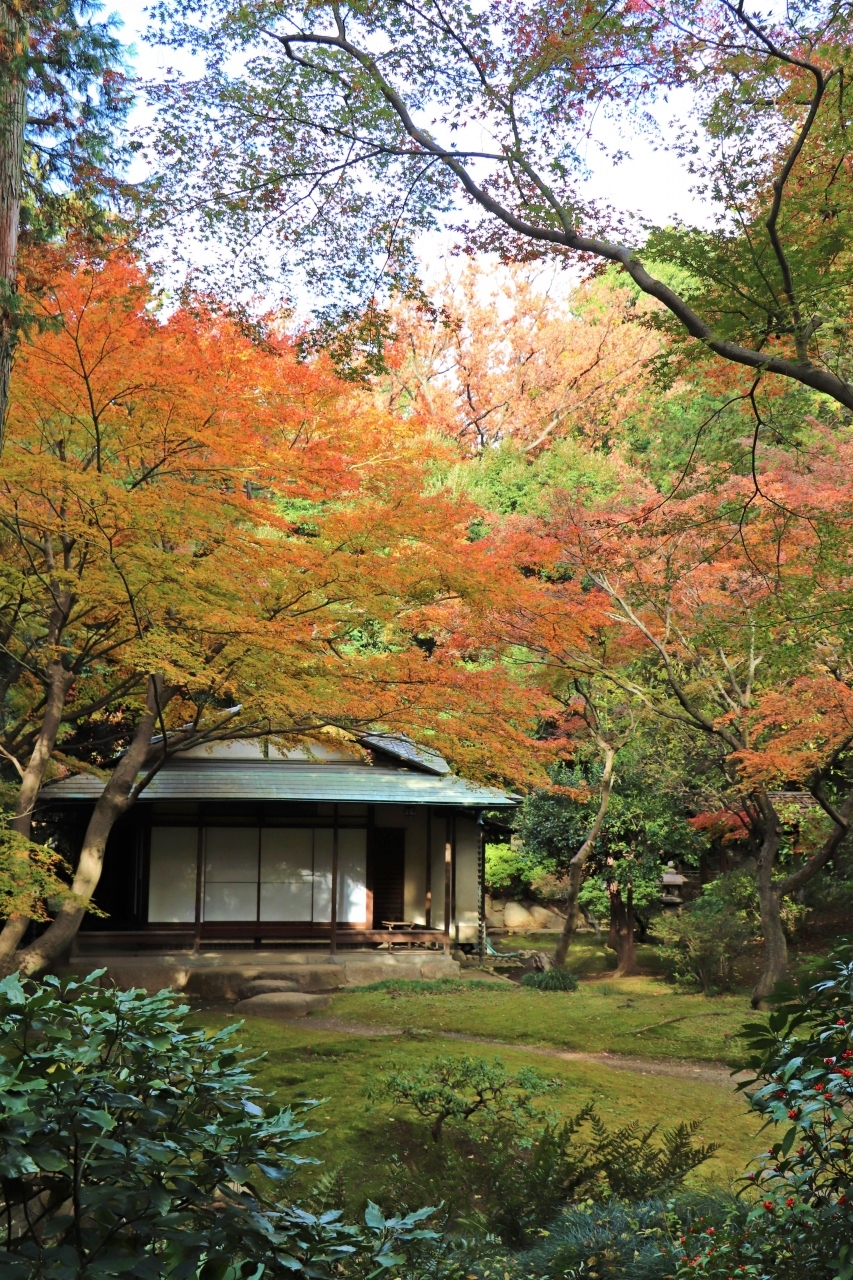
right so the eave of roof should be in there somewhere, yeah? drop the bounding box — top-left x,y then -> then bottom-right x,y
38,761 -> 519,808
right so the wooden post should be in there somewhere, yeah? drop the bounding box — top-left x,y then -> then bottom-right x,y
366,804 -> 375,929
330,804 -> 339,955
443,814 -> 452,956
451,813 -> 457,947
254,824 -> 262,949
424,808 -> 432,929
477,813 -> 486,964
193,818 -> 204,954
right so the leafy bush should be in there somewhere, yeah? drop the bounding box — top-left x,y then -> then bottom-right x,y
369,1056 -> 715,1244
0,971 -> 445,1280
655,886 -> 753,993
521,967 -> 579,992
368,1054 -> 560,1142
513,1193 -> 734,1280
484,843 -> 531,896
656,871 -> 809,994
667,942 -> 853,1279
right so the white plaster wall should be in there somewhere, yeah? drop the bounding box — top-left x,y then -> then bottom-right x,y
454,815 -> 480,943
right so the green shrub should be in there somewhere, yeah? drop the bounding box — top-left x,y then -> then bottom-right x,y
368,1054 -> 560,1142
521,967 -> 579,992
512,1193 -> 734,1280
655,875 -> 756,993
0,971 -> 445,1280
369,1056 -> 715,1245
667,943 -> 853,1279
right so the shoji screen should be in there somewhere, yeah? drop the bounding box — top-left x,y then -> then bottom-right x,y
148,827 -> 197,922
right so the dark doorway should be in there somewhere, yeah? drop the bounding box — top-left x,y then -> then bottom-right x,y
371,828 -> 406,925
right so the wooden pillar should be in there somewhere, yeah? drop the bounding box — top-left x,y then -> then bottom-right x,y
193,816 -> 204,954
424,808 -> 432,929
477,813 -> 486,964
366,804 -> 375,929
330,804 -> 339,955
443,813 -> 452,955
254,823 -> 262,949
451,813 -> 457,946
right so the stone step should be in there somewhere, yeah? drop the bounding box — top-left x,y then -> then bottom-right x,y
233,991 -> 331,1018
238,978 -> 300,999
56,950 -> 462,1000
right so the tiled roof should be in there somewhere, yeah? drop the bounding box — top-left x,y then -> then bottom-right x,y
39,761 -> 518,808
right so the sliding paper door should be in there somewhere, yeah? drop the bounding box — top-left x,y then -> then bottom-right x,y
260,828 -> 313,920
148,827 -> 197,922
204,828 -> 258,920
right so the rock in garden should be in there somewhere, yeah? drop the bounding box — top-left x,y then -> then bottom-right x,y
503,901 -> 536,929
237,979 -> 300,999
233,992 -> 330,1017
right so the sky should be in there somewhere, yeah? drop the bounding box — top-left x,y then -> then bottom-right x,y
112,1 -> 710,305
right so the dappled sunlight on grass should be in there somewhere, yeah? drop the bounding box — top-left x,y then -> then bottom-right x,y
196,1016 -> 766,1204
326,972 -> 751,1063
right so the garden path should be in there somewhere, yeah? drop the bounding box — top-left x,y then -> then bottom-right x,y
306,1017 -> 750,1087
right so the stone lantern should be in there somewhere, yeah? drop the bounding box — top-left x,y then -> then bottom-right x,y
660,861 -> 686,906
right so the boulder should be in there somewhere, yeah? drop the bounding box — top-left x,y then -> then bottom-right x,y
184,968 -> 263,1001
343,961 -> 423,986
527,904 -> 567,930
503,901 -> 536,930
238,979 -> 300,1000
420,959 -> 461,981
255,966 -> 342,992
233,992 -> 331,1017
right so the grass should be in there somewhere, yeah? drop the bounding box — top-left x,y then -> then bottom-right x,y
495,932 -> 670,976
197,1014 -> 767,1204
323,974 -> 751,1063
192,936 -> 767,1210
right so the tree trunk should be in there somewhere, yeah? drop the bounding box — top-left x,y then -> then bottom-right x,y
0,661 -> 74,970
0,2 -> 27,451
608,885 -> 638,977
751,805 -> 785,1008
14,677 -> 173,975
554,745 -> 615,968
749,790 -> 853,1007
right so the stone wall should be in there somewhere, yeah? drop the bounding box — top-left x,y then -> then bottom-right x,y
486,894 -> 567,932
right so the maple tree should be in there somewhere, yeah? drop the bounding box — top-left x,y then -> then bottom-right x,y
148,0 -> 853,412
379,263 -> 657,453
0,244 -> 550,975
494,440 -> 853,1003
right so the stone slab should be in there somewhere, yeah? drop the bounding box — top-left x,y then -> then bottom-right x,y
343,961 -> 424,986
253,966 -> 343,991
420,960 -> 461,981
233,992 -> 330,1017
238,979 -> 300,999
184,968 -> 264,1001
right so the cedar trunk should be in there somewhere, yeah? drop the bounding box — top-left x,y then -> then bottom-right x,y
0,2 -> 27,449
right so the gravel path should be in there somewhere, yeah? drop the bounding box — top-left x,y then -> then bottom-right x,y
305,1016 -> 749,1087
